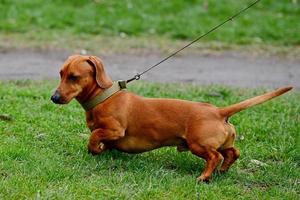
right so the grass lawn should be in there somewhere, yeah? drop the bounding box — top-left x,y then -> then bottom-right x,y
0,0 -> 299,49
0,80 -> 299,199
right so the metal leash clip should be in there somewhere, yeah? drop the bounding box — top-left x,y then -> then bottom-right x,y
126,73 -> 141,83
134,73 -> 141,80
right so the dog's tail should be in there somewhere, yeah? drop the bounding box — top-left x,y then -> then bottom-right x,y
219,86 -> 293,118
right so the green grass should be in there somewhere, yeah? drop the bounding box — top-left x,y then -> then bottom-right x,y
0,0 -> 299,47
0,80 -> 299,199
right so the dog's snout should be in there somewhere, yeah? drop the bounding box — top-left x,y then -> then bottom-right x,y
51,90 -> 61,104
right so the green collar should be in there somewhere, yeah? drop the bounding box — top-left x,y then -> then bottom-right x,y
81,80 -> 127,111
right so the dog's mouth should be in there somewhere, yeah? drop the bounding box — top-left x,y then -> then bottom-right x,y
51,90 -> 67,104
51,99 -> 65,104
51,89 -> 82,104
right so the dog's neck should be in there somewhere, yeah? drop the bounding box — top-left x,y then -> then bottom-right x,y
77,81 -> 127,111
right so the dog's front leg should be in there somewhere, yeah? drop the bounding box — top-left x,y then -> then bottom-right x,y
88,128 -> 125,155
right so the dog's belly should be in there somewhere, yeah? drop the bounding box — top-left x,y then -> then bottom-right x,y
106,136 -> 185,153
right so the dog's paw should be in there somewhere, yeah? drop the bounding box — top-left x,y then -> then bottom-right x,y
88,142 -> 106,155
196,175 -> 211,183
219,168 -> 228,174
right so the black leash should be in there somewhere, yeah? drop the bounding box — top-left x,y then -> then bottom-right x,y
126,0 -> 262,83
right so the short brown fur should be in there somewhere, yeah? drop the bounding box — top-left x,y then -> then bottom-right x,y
52,55 -> 292,182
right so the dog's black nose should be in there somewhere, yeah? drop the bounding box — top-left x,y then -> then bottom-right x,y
51,90 -> 61,104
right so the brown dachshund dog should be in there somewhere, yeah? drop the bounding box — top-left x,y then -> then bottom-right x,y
51,55 -> 292,182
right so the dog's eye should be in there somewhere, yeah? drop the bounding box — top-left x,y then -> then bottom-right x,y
68,74 -> 78,81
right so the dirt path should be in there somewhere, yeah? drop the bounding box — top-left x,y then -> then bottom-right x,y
0,49 -> 299,88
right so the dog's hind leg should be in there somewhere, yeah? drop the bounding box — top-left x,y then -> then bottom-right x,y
188,142 -> 224,182
219,147 -> 240,172
218,123 -> 240,172
186,122 -> 229,182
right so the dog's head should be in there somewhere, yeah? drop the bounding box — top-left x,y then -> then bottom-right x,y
51,55 -> 113,104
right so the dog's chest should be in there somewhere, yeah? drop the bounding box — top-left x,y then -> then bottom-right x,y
86,114 -> 95,130
86,112 -> 96,130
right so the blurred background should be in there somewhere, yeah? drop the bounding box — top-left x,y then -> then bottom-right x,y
0,0 -> 299,87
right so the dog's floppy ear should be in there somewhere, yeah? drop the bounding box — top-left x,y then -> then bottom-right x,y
87,56 -> 113,89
